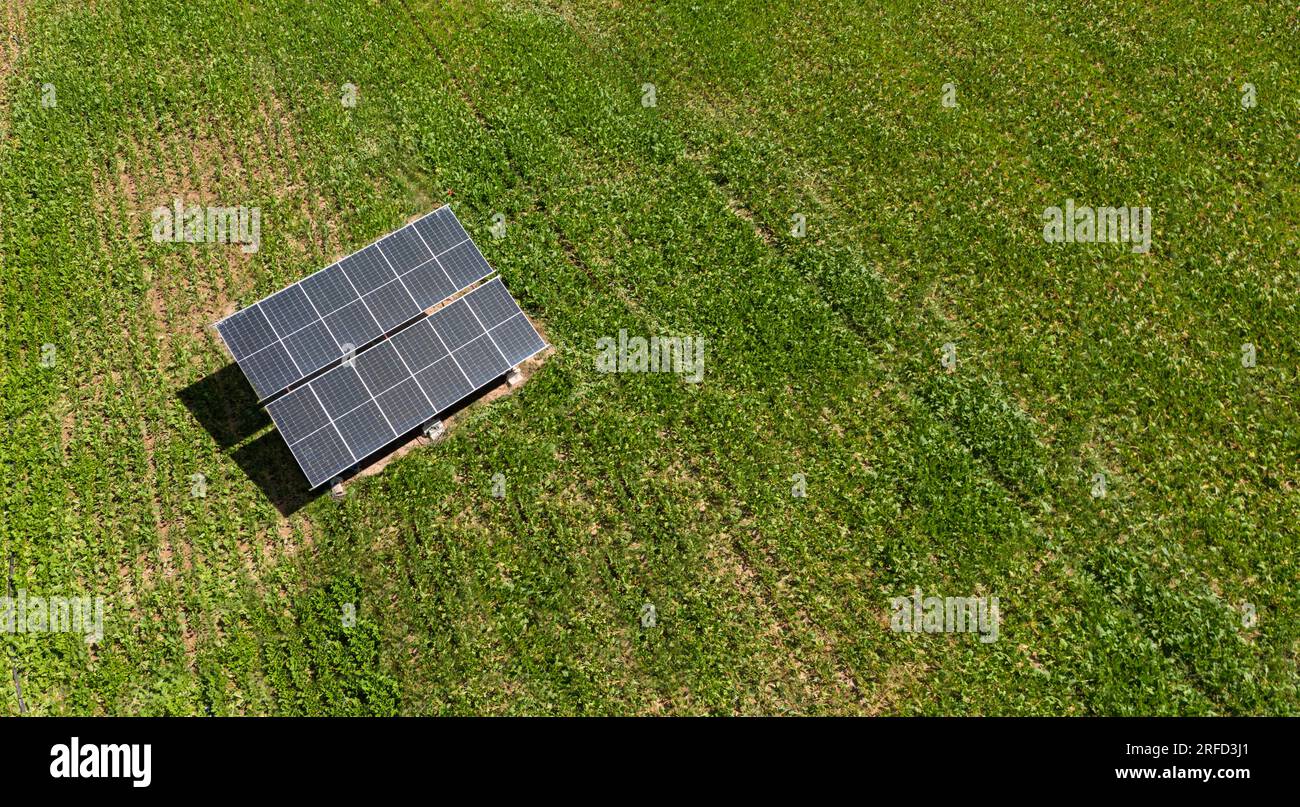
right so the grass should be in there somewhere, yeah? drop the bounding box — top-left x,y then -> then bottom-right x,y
0,0 -> 1296,715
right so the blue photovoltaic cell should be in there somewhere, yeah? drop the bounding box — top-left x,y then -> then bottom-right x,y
411,205 -> 469,255
354,340 -> 409,395
376,378 -> 433,435
437,240 -> 493,290
292,424 -> 354,487
300,263 -> 357,316
265,385 -> 330,445
239,341 -> 300,399
339,244 -> 397,295
414,356 -> 474,412
399,260 -> 458,310
428,299 -> 482,350
388,318 -> 447,373
363,278 -> 422,333
311,364 -> 371,420
281,320 -> 342,377
464,277 -> 522,329
335,400 -> 396,459
216,306 -> 278,359
377,225 -> 434,274
489,313 -> 547,367
453,334 -> 510,388
260,284 -> 317,336
324,299 -> 382,352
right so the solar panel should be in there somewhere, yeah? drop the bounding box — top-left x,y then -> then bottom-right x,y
338,244 -> 395,295
292,424 -> 355,487
353,340 -> 409,393
265,277 -> 547,488
214,205 -> 492,399
335,400 -> 396,459
415,356 -> 474,412
454,336 -> 511,388
490,313 -> 548,366
461,276 -> 547,367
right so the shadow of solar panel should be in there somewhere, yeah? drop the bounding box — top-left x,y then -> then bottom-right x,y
335,400 -> 396,459
437,240 -> 493,289
290,424 -> 354,487
489,313 -> 547,367
265,385 -> 330,445
412,205 -> 469,255
428,299 -> 483,350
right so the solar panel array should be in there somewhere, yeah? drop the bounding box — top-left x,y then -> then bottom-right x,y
211,205 -> 549,488
215,206 -> 493,399
266,277 -> 547,487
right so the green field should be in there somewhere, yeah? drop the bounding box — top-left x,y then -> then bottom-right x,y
1,0 -> 1296,715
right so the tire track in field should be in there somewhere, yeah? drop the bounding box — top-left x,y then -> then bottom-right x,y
393,0 -> 681,353
0,0 -> 29,313
528,0 -> 1026,709
386,0 -> 677,706
5,554 -> 29,713
458,3 -> 896,711
396,0 -> 854,712
527,0 -> 1251,712
392,0 -> 664,326
546,1 -> 1291,712
737,1 -> 1294,712
387,0 -> 919,711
